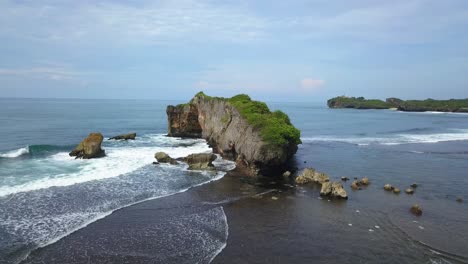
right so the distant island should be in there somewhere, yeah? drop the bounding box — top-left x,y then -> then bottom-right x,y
327,96 -> 468,112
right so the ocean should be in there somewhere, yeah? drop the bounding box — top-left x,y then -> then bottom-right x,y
0,98 -> 467,263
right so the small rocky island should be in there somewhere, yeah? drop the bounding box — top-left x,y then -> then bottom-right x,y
166,92 -> 301,176
328,96 -> 468,112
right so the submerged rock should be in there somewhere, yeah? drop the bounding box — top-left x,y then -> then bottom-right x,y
410,204 -> 423,216
295,168 -> 329,185
69,133 -> 105,159
154,152 -> 178,165
384,184 -> 393,191
184,153 -> 217,170
109,133 -> 136,140
405,188 -> 415,194
320,181 -> 348,199
411,183 -> 418,188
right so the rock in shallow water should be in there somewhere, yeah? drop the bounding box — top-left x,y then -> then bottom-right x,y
295,168 -> 329,185
154,152 -> 178,165
69,133 -> 105,159
393,188 -> 401,194
184,153 -> 217,170
360,177 -> 370,185
405,188 -> 415,194
384,184 -> 393,191
320,181 -> 348,199
410,204 -> 423,216
109,133 -> 136,140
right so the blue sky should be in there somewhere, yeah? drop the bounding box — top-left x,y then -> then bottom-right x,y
0,0 -> 467,101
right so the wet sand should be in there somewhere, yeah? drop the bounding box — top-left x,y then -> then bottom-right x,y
22,167 -> 468,264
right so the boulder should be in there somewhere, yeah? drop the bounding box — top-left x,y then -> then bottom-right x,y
320,181 -> 348,199
351,180 -> 360,190
405,188 -> 414,194
410,204 -> 422,216
69,133 -> 105,159
109,133 -> 136,140
393,188 -> 401,194
384,184 -> 393,191
184,153 -> 217,170
155,152 -> 178,165
282,171 -> 291,178
360,177 -> 370,185
295,168 -> 329,185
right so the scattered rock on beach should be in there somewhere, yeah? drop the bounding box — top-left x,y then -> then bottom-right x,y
405,188 -> 414,195
283,171 -> 291,178
410,204 -> 423,216
184,153 -> 216,170
351,180 -> 360,190
109,132 -> 136,140
360,177 -> 370,185
155,152 -> 178,165
384,184 -> 393,191
320,182 -> 348,199
295,168 -> 330,185
69,133 -> 105,159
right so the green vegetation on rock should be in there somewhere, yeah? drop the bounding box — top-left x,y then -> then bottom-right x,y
328,96 -> 468,113
327,96 -> 391,109
195,92 -> 301,147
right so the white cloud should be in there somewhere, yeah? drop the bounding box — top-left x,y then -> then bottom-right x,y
300,78 -> 325,91
0,67 -> 81,81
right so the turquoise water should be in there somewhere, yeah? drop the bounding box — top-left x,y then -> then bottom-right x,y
1,98 -> 468,263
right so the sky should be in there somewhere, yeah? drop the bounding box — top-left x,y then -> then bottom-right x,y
0,0 -> 467,101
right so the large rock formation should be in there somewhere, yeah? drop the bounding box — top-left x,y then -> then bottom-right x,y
166,92 -> 301,175
154,152 -> 178,165
69,133 -> 105,159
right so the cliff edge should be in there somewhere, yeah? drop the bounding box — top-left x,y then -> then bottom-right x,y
166,92 -> 301,176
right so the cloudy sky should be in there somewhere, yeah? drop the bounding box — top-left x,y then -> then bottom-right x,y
1,0 -> 467,101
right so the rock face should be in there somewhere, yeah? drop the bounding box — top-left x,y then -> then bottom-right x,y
166,93 -> 300,175
320,181 -> 348,199
184,153 -> 217,170
154,152 -> 178,165
69,133 -> 105,159
295,168 -> 329,185
109,133 -> 136,140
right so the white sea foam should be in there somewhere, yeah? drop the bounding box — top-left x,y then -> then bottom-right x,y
0,135 -> 214,197
0,146 -> 29,158
302,129 -> 468,146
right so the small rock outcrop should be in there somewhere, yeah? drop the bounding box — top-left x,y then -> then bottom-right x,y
320,181 -> 348,199
295,168 -> 329,185
393,188 -> 401,194
154,152 -> 178,165
360,177 -> 370,185
69,133 -> 105,159
109,133 -> 136,140
166,92 -> 300,176
384,184 -> 393,191
351,180 -> 361,190
405,188 -> 415,194
184,153 -> 217,170
410,204 -> 423,216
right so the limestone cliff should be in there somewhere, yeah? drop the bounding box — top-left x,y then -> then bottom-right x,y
166,92 -> 301,176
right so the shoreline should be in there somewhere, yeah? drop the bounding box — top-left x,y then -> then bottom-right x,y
20,166 -> 468,264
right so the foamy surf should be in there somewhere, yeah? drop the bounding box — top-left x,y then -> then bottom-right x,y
0,135 -> 213,197
0,146 -> 29,158
301,129 -> 468,146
